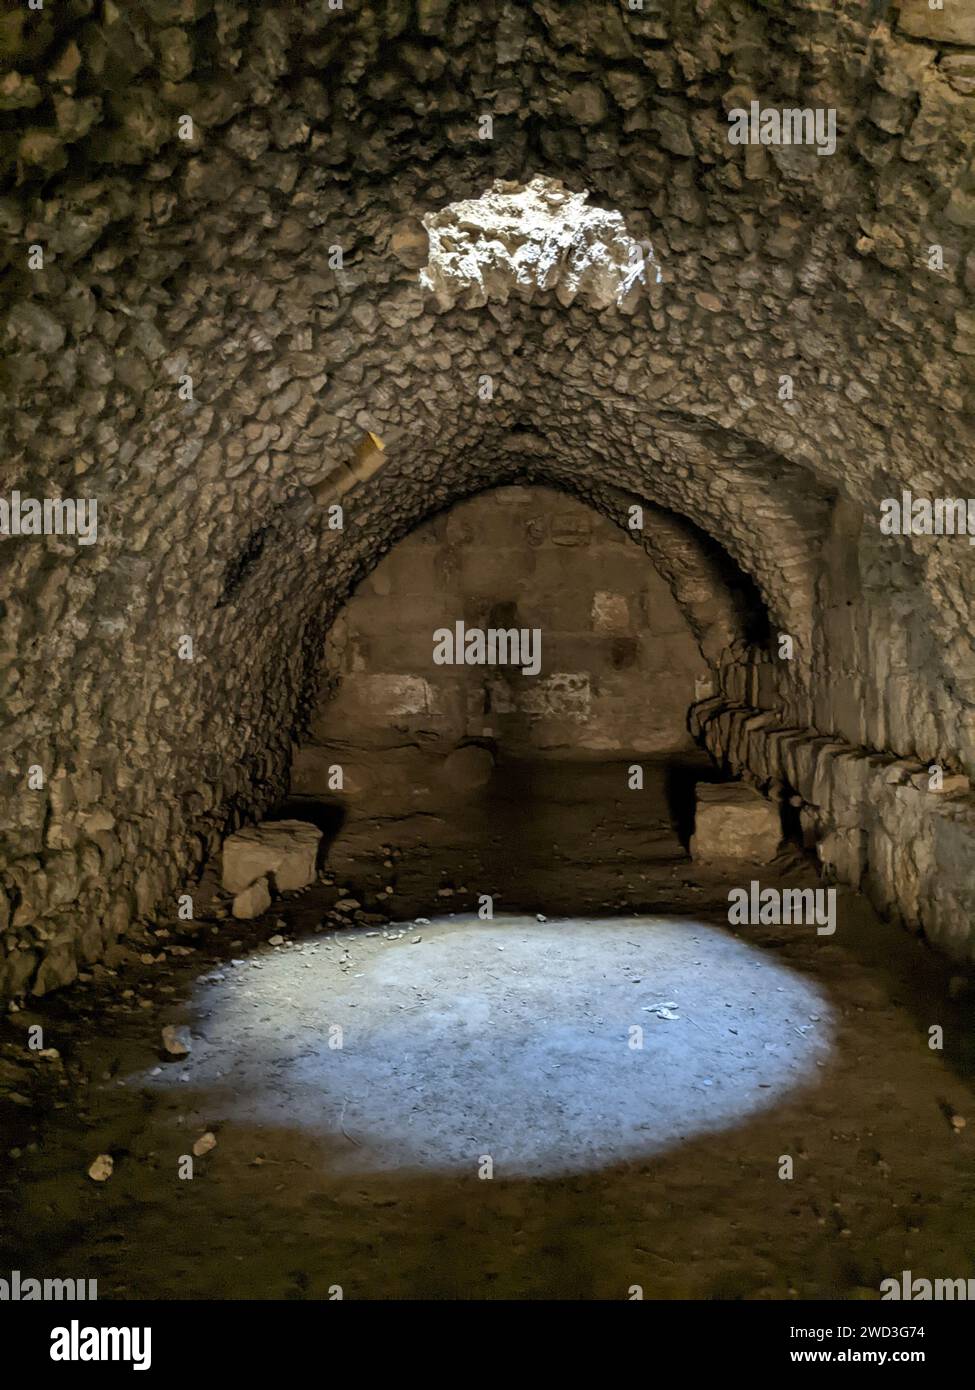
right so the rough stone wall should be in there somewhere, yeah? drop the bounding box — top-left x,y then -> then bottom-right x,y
691,697 -> 975,962
0,1 -> 973,994
293,486 -> 706,791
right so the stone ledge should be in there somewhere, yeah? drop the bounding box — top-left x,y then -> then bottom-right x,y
691,699 -> 975,961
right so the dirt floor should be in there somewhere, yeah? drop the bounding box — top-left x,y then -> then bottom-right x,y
2,758 -> 973,1300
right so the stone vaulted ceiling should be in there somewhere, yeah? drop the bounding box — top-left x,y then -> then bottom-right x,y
0,0 -> 974,988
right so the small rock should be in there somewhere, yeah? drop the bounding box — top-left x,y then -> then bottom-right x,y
232,877 -> 271,920
268,934 -> 284,946
192,1131 -> 217,1156
390,216 -> 430,269
88,1154 -> 113,1182
161,1025 -> 191,1058
643,1001 -> 680,1020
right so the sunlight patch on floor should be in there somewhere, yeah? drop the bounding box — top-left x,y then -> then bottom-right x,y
136,916 -> 834,1177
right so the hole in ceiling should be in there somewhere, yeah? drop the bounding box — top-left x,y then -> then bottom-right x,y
416,174 -> 661,313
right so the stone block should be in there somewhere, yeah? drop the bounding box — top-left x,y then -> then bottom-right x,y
222,820 -> 322,894
592,590 -> 630,634
690,782 -> 782,863
897,0 -> 975,45
0,946 -> 38,998
358,672 -> 436,718
31,942 -> 78,996
520,672 -> 591,720
232,876 -> 271,920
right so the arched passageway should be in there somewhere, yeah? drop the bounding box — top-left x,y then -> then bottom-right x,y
283,482 -> 761,915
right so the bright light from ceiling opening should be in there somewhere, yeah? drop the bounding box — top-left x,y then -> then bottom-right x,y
136,915 -> 832,1178
417,175 -> 661,313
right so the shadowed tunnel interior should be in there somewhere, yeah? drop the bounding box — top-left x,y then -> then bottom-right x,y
1,0 -> 975,1311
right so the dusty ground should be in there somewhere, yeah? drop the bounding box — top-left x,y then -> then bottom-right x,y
2,759 -> 973,1300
